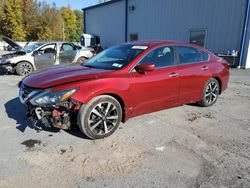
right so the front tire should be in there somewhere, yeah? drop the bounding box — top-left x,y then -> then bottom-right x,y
77,95 -> 122,139
199,78 -> 220,107
15,62 -> 34,76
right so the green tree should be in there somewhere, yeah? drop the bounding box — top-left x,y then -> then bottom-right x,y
0,0 -> 4,36
61,7 -> 77,41
37,2 -> 63,41
2,0 -> 26,41
0,0 -> 81,42
37,26 -> 53,41
21,0 -> 41,41
74,10 -> 83,42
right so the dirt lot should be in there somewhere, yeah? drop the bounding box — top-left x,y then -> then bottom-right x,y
0,69 -> 249,188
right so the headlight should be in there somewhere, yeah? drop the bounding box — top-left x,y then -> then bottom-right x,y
1,59 -> 11,64
31,88 -> 78,106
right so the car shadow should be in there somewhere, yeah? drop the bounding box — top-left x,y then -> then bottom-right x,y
65,127 -> 91,140
187,103 -> 201,107
5,97 -> 33,132
4,97 -> 90,139
0,67 -> 8,75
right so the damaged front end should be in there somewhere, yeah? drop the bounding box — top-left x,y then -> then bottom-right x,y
0,51 -> 26,73
2,51 -> 26,60
19,83 -> 82,130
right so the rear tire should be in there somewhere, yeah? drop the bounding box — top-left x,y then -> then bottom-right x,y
77,95 -> 122,139
15,62 -> 34,76
76,57 -> 87,64
199,78 -> 220,107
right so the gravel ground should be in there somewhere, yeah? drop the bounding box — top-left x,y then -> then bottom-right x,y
0,69 -> 249,188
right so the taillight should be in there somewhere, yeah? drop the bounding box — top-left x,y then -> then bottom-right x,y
217,57 -> 229,69
91,50 -> 96,55
222,60 -> 229,69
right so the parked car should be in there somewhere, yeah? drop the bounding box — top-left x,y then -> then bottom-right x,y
80,34 -> 103,53
1,36 -> 24,51
19,41 -> 229,139
0,38 -> 95,76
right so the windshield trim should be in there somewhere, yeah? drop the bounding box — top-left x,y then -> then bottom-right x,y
82,45 -> 145,71
22,42 -> 47,53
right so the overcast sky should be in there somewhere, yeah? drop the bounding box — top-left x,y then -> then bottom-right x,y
44,0 -> 98,10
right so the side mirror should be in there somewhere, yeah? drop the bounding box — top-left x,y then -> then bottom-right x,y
32,50 -> 42,56
135,63 -> 155,74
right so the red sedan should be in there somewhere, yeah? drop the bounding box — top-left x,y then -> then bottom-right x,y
19,41 -> 229,139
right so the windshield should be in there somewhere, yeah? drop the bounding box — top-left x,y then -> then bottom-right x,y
22,42 -> 46,53
82,45 -> 146,70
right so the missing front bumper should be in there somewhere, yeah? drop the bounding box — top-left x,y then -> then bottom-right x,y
27,106 -> 76,130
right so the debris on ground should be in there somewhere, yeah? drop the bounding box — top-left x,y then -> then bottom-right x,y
60,149 -> 66,155
83,158 -> 89,168
155,147 -> 165,152
187,112 -> 215,122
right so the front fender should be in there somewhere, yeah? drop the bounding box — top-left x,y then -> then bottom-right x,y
10,55 -> 34,67
53,77 -> 132,122
53,77 -> 131,107
76,78 -> 129,104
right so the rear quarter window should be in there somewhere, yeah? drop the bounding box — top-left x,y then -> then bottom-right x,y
200,51 -> 210,61
177,46 -> 202,64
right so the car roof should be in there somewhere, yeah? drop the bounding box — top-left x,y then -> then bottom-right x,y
124,40 -> 200,48
37,41 -> 74,45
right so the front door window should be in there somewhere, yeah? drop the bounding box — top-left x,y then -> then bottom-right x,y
140,46 -> 175,68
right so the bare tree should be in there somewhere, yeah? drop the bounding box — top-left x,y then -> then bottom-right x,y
97,0 -> 109,3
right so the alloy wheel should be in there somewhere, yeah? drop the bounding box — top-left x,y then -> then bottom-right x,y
17,63 -> 33,75
205,81 -> 219,104
88,102 -> 119,135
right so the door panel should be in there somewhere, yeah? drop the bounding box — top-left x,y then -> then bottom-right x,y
34,53 -> 55,69
129,66 -> 179,117
59,43 -> 77,64
176,46 -> 211,104
128,45 -> 180,117
34,44 -> 56,69
178,62 -> 210,104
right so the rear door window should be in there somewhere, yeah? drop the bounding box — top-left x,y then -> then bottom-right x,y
140,46 -> 175,68
177,46 -> 202,64
61,43 -> 75,51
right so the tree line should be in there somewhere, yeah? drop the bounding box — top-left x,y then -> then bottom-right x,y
0,0 -> 83,42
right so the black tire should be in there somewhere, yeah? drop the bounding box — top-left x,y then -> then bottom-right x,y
77,95 -> 122,139
15,62 -> 34,76
76,56 -> 87,64
199,78 -> 220,107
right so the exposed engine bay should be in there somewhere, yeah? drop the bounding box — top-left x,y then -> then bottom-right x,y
0,51 -> 27,73
19,83 -> 82,130
1,51 -> 26,62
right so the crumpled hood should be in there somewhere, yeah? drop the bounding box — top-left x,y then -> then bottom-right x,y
22,64 -> 113,88
1,51 -> 26,62
2,36 -> 23,51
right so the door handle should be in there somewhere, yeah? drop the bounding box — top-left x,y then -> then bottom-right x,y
201,66 -> 208,71
169,72 -> 179,77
